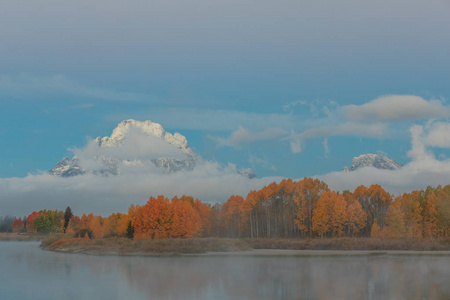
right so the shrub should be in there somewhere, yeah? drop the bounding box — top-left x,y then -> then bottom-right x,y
74,228 -> 93,239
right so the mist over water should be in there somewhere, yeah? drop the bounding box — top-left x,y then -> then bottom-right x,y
1,242 -> 449,300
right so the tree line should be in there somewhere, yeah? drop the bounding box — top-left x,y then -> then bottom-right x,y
9,178 -> 450,239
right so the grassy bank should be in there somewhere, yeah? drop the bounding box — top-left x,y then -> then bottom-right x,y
42,237 -> 252,255
0,233 -> 46,241
41,236 -> 450,255
245,237 -> 450,251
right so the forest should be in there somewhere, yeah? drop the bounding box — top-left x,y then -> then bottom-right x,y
6,178 -> 450,240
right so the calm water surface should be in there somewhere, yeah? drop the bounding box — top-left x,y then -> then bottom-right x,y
1,241 -> 449,300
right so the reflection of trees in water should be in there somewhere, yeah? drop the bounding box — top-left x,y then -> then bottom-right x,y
117,255 -> 450,300
7,242 -> 450,300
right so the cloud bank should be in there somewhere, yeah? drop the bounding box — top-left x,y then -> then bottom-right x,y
339,95 -> 449,122
210,126 -> 287,149
2,95 -> 450,217
0,162 -> 280,217
320,124 -> 450,194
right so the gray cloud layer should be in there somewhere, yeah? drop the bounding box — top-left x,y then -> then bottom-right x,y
320,124 -> 450,194
2,96 -> 450,217
339,95 -> 449,122
210,126 -> 287,149
0,162 -> 280,217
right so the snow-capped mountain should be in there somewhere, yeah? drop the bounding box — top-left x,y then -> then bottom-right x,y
342,154 -> 402,172
49,156 -> 85,177
93,119 -> 195,157
237,168 -> 257,179
49,119 -> 255,178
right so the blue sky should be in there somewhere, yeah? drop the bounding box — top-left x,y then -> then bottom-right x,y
1,0 -> 450,215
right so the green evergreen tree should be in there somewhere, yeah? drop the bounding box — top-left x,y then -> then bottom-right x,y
63,206 -> 73,233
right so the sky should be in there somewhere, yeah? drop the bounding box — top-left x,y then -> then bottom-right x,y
1,0 -> 450,216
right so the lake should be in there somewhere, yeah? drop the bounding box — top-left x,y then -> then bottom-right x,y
0,241 -> 449,300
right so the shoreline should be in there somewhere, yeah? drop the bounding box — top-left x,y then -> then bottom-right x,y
0,233 -> 45,241
42,247 -> 450,257
39,236 -> 450,257
199,249 -> 450,257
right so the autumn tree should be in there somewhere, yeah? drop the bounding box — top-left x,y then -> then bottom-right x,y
220,195 -> 244,237
331,193 -> 347,237
170,196 -> 201,238
346,200 -> 367,236
423,191 -> 439,238
383,201 -> 406,238
354,185 -> 391,234
241,190 -> 264,238
437,186 -> 450,237
26,211 -> 42,234
134,196 -> 173,239
370,219 -> 381,238
67,216 -> 82,234
312,191 -> 332,237
311,191 -> 347,237
117,204 -> 138,237
78,213 -> 103,238
294,178 -> 329,237
12,218 -> 24,233
393,191 -> 423,238
193,199 -> 214,237
103,213 -> 123,238
34,210 -> 64,234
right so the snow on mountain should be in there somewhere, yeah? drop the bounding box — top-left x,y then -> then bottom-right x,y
49,119 -> 255,178
93,119 -> 195,157
237,168 -> 257,179
49,156 -> 85,177
342,153 -> 402,172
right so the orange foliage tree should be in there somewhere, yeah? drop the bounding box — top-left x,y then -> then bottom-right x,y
26,211 -> 42,234
134,195 -> 172,239
354,184 -> 392,234
294,178 -> 329,237
12,218 -> 24,233
220,195 -> 244,237
382,200 -> 406,238
193,199 -> 214,237
170,196 -> 201,238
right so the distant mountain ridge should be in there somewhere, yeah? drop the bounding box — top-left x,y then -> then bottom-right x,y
343,153 -> 402,172
49,119 -> 255,178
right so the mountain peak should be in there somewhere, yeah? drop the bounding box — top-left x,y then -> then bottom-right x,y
94,119 -> 194,157
50,119 -> 196,176
343,153 -> 402,171
49,119 -> 256,179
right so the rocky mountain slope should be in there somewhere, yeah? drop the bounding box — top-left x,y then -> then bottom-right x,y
342,154 -> 402,172
50,119 -> 255,178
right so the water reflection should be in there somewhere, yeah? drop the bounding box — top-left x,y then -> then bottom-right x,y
1,241 -> 449,300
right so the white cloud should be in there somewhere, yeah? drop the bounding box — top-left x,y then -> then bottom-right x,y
249,154 -> 276,171
290,137 -> 302,154
282,100 -> 307,112
0,162 -> 281,217
423,122 -> 450,148
287,122 -> 386,153
339,95 -> 449,122
319,124 -> 450,194
323,138 -> 330,158
209,126 -> 287,148
74,128 -> 187,163
294,122 -> 386,139
108,108 -> 298,132
2,121 -> 450,217
0,120 -> 285,216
